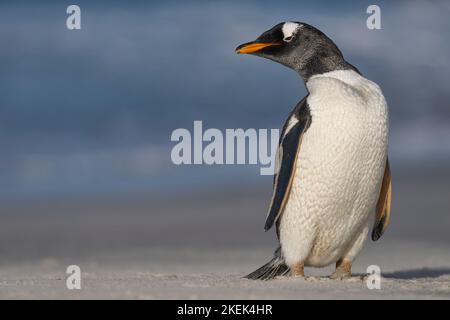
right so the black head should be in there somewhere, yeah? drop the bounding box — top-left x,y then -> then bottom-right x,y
236,22 -> 357,81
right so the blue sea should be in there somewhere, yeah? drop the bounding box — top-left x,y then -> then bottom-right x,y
1,0 -> 450,199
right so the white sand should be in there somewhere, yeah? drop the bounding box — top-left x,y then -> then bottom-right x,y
1,240 -> 449,299
1,174 -> 449,299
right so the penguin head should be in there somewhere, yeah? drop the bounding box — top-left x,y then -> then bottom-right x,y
236,22 -> 349,80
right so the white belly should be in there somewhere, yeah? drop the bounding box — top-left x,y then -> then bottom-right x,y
279,70 -> 389,267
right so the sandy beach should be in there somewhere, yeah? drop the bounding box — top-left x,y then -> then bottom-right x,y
2,0 -> 450,301
0,173 -> 449,299
1,242 -> 450,299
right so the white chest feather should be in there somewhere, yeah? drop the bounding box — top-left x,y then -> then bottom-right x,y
279,70 -> 389,267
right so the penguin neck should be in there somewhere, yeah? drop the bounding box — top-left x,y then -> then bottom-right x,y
295,52 -> 359,82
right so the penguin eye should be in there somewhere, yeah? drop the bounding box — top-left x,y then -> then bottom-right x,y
283,36 -> 294,42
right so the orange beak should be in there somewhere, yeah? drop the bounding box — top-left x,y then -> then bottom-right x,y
235,42 -> 281,54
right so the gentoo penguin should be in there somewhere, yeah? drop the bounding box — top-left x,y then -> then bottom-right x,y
236,22 -> 392,280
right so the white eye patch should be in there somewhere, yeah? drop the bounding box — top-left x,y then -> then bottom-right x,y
282,22 -> 300,42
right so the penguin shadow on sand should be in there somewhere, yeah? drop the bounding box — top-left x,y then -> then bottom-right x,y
381,268 -> 450,280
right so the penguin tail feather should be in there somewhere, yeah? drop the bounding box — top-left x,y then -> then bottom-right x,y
244,256 -> 290,280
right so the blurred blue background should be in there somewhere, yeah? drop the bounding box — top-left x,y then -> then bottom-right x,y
1,0 -> 450,200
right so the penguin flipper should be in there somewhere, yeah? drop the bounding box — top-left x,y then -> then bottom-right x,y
372,158 -> 392,241
264,100 -> 311,231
